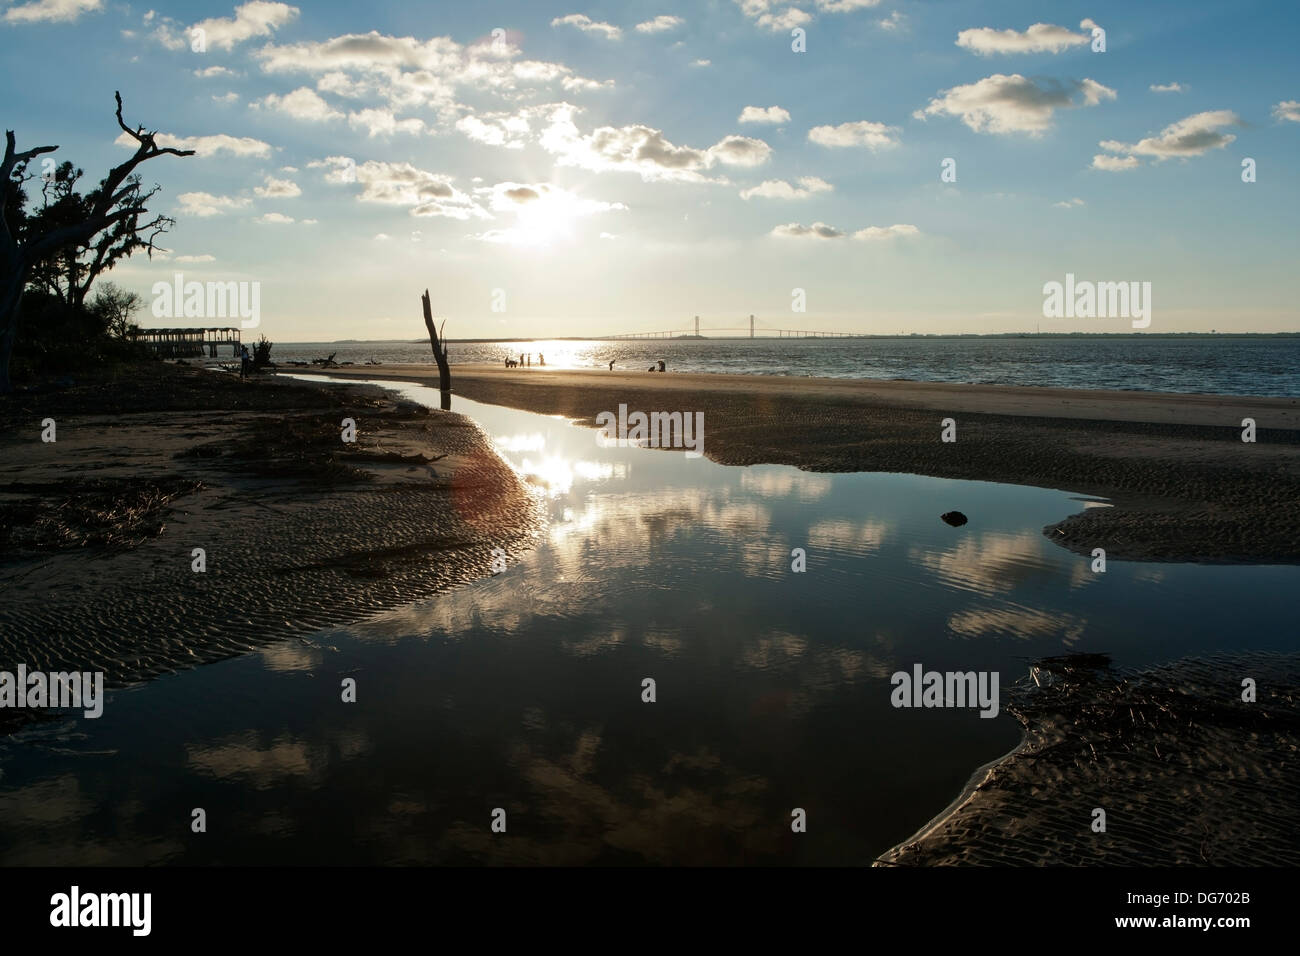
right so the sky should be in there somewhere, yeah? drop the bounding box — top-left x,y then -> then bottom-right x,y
3,0 -> 1298,339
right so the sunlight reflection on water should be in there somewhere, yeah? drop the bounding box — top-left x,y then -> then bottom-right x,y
1,378 -> 1295,865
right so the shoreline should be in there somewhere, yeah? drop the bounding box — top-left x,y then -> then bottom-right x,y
875,651 -> 1300,866
312,364 -> 1300,564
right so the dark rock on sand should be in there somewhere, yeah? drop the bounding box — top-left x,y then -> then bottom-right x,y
941,511 -> 968,526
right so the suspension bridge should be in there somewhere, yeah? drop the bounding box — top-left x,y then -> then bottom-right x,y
600,315 -> 872,340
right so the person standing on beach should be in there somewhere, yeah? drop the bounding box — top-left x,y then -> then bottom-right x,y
240,345 -> 251,379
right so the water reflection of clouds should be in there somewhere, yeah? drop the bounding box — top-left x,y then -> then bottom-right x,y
946,605 -> 1088,645
433,723 -> 779,865
807,517 -> 890,556
0,773 -> 184,865
910,530 -> 1071,597
186,730 -> 372,786
518,455 -> 627,496
740,469 -> 834,501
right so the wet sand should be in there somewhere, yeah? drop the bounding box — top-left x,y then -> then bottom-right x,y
319,364 -> 1300,564
876,652 -> 1300,866
0,364 -> 542,701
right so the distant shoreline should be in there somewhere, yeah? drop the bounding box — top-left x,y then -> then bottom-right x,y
314,364 -> 1300,564
290,332 -> 1300,345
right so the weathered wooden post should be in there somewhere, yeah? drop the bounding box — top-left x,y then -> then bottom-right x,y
421,289 -> 451,410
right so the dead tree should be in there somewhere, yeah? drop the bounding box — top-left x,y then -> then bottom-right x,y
421,289 -> 451,410
0,91 -> 193,391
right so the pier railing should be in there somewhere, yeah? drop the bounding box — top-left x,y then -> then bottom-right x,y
128,327 -> 242,358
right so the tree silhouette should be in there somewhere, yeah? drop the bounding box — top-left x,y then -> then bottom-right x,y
0,91 -> 193,391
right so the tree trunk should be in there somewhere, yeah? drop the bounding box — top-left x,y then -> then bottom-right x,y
0,271 -> 26,393
421,289 -> 451,410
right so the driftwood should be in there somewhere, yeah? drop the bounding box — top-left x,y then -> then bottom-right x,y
421,289 -> 451,410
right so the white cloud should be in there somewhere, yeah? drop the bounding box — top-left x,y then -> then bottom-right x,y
915,74 -> 1116,135
851,223 -> 919,240
3,0 -> 101,24
538,104 -> 769,183
254,175 -> 300,198
1091,154 -> 1138,171
1097,110 -> 1241,165
212,92 -> 239,104
194,65 -> 235,78
551,14 -> 621,39
255,212 -> 295,224
114,131 -> 272,158
177,192 -> 251,217
453,105 -> 556,150
349,108 -> 424,137
1053,197 -> 1085,208
191,2 -> 298,51
772,220 -> 917,240
734,1 -> 812,33
709,135 -> 773,167
636,15 -> 683,33
771,221 -> 845,239
740,176 -> 833,200
739,105 -> 790,125
175,254 -> 216,263
808,120 -> 899,149
816,0 -> 883,11
878,10 -> 905,31
1150,82 -> 1184,93
1272,100 -> 1300,123
256,87 -> 343,122
312,157 -> 489,220
254,30 -> 606,124
956,20 -> 1095,56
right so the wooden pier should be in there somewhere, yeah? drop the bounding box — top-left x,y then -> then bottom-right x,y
129,327 -> 242,359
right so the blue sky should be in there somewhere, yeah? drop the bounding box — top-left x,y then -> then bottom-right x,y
3,0 -> 1298,339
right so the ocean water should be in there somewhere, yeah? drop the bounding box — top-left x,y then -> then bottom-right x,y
263,335 -> 1300,397
1,380 -> 1295,865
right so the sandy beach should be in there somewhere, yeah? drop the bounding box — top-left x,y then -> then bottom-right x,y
318,364 -> 1300,564
0,364 -> 542,708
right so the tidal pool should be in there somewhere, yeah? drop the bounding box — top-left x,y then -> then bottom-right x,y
0,381 -> 1294,865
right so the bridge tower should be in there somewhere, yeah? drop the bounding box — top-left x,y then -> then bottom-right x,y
750,314 -> 754,338
695,315 -> 699,337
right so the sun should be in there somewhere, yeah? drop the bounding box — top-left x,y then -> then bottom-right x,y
487,183 -> 624,247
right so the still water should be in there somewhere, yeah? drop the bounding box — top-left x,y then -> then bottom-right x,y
1,383 -> 1295,864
